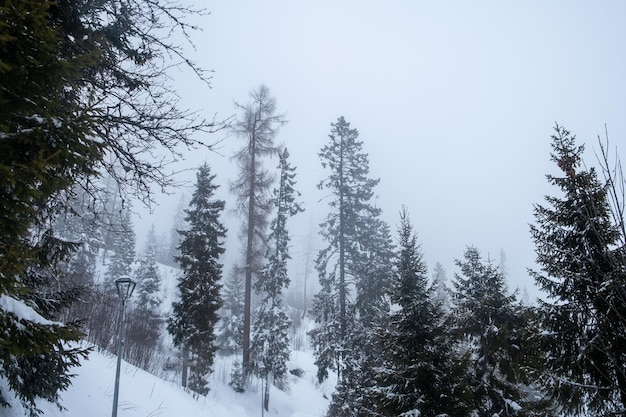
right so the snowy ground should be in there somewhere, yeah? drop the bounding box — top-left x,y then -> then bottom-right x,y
2,255 -> 333,417
3,346 -> 331,417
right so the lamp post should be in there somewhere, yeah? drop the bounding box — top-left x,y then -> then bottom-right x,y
111,276 -> 136,417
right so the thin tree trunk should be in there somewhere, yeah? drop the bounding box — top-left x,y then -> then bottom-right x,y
338,134 -> 346,342
337,134 -> 346,384
181,343 -> 189,388
301,224 -> 314,319
243,127 -> 257,378
263,372 -> 271,411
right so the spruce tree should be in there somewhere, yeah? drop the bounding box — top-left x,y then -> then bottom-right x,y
126,231 -> 163,371
0,2 -> 95,412
530,125 -> 626,415
371,208 -> 469,417
231,85 -> 285,375
432,261 -> 452,311
327,216 -> 395,417
309,116 -> 391,415
452,246 -> 549,416
105,207 -> 136,288
217,266 -> 245,355
90,206 -> 136,353
167,163 -> 225,396
251,148 -> 303,409
0,0 -> 221,411
165,195 -> 188,267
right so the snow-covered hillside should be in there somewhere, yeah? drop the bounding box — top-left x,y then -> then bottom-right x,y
1,253 -> 332,417
3,345 -> 331,417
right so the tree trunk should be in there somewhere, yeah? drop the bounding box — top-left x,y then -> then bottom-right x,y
263,373 -> 271,411
181,343 -> 189,388
243,128 -> 257,378
338,134 -> 346,343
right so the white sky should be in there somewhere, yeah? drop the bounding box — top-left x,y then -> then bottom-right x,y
136,1 -> 626,301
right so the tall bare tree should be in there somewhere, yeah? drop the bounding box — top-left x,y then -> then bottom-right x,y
230,85 -> 286,376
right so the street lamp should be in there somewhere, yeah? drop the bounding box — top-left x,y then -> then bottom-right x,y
111,276 -> 136,417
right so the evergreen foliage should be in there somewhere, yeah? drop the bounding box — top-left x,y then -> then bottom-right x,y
105,208 -> 136,288
251,149 -> 303,409
168,164 -> 225,396
164,195 -> 188,267
371,208 -> 469,417
217,267 -> 245,355
230,85 -> 286,375
326,316 -> 379,417
530,125 -> 626,415
452,246 -> 550,416
353,216 -> 394,324
229,359 -> 245,393
310,116 -> 393,414
0,1 -> 94,412
126,232 -> 163,371
0,0 -> 217,411
432,261 -> 452,311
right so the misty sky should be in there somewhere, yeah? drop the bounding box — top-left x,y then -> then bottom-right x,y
135,1 -> 626,301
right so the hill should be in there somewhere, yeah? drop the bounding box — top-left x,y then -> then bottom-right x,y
2,345 -> 331,417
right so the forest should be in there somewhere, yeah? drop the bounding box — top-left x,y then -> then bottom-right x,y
1,1 -> 626,417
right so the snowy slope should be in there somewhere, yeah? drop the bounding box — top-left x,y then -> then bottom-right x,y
2,257 -> 332,417
3,346 -> 330,417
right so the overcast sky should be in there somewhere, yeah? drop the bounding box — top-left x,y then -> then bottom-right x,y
135,1 -> 626,301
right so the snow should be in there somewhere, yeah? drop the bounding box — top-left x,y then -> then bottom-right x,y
0,294 -> 59,326
1,252 -> 332,417
1,345 -> 330,417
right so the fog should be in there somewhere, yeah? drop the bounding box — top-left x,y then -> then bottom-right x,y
134,1 -> 626,301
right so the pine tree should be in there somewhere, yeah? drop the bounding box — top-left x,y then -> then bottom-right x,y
52,186 -> 102,325
432,261 -> 451,311
164,194 -> 188,267
105,207 -> 136,288
452,246 -> 549,416
0,0 -> 220,412
2,230 -> 90,417
309,116 -> 391,415
371,208 -> 469,417
530,125 -> 626,415
251,148 -> 303,409
126,230 -> 163,371
327,215 -> 395,417
217,266 -> 245,355
0,2 -> 95,411
231,85 -> 285,375
353,216 -> 394,323
167,163 -> 225,396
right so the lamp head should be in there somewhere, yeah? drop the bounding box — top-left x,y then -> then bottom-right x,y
115,276 -> 136,300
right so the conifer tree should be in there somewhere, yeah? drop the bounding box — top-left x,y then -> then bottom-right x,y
353,216 -> 394,323
432,261 -> 451,310
326,215 -> 394,417
126,230 -> 163,370
105,208 -> 136,288
52,186 -> 102,325
530,125 -> 626,415
371,208 -> 468,417
251,149 -> 303,409
452,246 -> 549,416
310,116 -> 390,413
0,2 -> 95,411
167,164 -> 225,396
0,1 -> 221,412
165,194 -> 188,267
231,85 -> 285,375
217,266 -> 245,355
